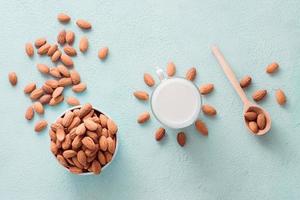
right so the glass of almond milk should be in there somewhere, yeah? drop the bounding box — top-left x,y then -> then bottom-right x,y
150,68 -> 202,129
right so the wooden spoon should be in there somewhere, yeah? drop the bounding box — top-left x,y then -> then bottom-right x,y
211,46 -> 271,135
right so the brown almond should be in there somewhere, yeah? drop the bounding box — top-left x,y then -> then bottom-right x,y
72,83 -> 86,93
200,83 -> 214,95
34,120 -> 48,132
51,50 -> 62,62
47,44 -> 58,56
98,47 -> 108,60
62,111 -> 74,127
25,43 -> 34,57
99,136 -> 108,151
76,19 -> 92,29
84,119 -> 98,131
57,65 -> 70,77
77,150 -> 87,166
56,128 -> 65,142
37,64 -> 50,74
155,127 -> 165,141
63,45 -> 77,56
57,13 -> 71,23
45,79 -> 59,89
79,103 -> 93,118
166,62 -> 176,77
49,67 -> 62,78
82,137 -> 96,150
101,128 -> 108,137
257,113 -> 266,130
186,67 -> 196,81
58,78 -> 72,87
252,90 -> 267,101
137,112 -> 150,124
68,117 -> 81,131
8,72 -> 17,86
107,118 -> 118,135
202,104 -> 217,116
72,135 -> 83,149
99,114 -> 108,128
33,102 -> 44,114
133,91 -> 149,101
76,123 -> 86,136
62,135 -> 72,150
144,73 -> 155,87
266,62 -> 279,74
244,111 -> 258,121
275,89 -> 286,105
52,87 -> 64,98
195,119 -> 208,136
177,132 -> 186,147
65,31 -> 75,44
24,83 -> 36,94
35,38 -> 46,48
39,94 -> 52,104
107,137 -> 115,154
66,97 -> 80,106
70,70 -> 81,85
91,160 -> 101,174
63,150 -> 77,159
79,36 -> 88,52
98,151 -> 106,165
60,54 -> 73,67
249,121 -> 258,133
30,88 -> 44,100
69,167 -> 82,174
49,95 -> 64,106
240,76 -> 252,88
38,43 -> 51,55
50,142 -> 58,155
25,106 -> 34,120
57,30 -> 66,45
42,84 -> 54,94
57,155 -> 68,167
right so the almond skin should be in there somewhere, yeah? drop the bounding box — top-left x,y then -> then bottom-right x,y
66,97 -> 80,106
57,65 -> 70,77
252,89 -> 267,101
79,37 -> 88,52
275,89 -> 286,105
57,30 -> 66,45
25,106 -> 34,120
84,119 -> 98,131
38,43 -> 51,55
77,150 -> 87,166
266,62 -> 279,74
58,77 -> 72,87
244,111 -> 257,121
79,103 -> 93,118
63,45 -> 77,56
66,31 -> 75,45
257,113 -> 266,130
49,67 -> 62,78
60,54 -> 73,67
76,19 -> 92,29
30,88 -> 44,100
240,76 -> 252,88
185,67 -> 197,81
49,95 -> 64,106
133,91 -> 149,101
72,83 -> 86,93
37,64 -> 50,74
45,79 -> 59,89
195,119 -> 208,136
248,121 -> 258,133
98,47 -> 109,60
47,44 -> 58,56
201,104 -> 217,116
91,160 -> 101,174
57,13 -> 71,23
24,83 -> 36,94
107,118 -> 118,135
137,112 -> 150,124
39,94 -> 52,104
34,120 -> 48,132
166,62 -> 176,77
33,102 -> 44,114
199,83 -> 214,95
8,72 -> 17,86
35,38 -> 46,48
99,136 -> 108,151
177,132 -> 186,147
25,43 -> 34,57
52,50 -> 62,62
70,70 -> 81,85
144,73 -> 155,87
82,137 -> 96,150
52,87 -> 64,98
155,127 -> 165,141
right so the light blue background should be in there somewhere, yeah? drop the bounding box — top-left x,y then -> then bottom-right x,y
0,0 -> 299,199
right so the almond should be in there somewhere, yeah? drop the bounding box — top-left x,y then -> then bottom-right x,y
72,135 -> 83,149
34,120 -> 48,132
65,31 -> 75,45
249,121 -> 258,133
77,150 -> 87,166
257,113 -> 266,130
100,114 -> 108,128
72,157 -> 84,169
177,132 -> 186,147
30,88 -> 44,100
24,83 -> 36,94
45,79 -> 59,89
91,160 -> 101,174
53,87 -> 64,98
144,73 -> 155,87
84,119 -> 98,131
49,95 -> 64,106
185,67 -> 196,81
76,19 -> 92,29
60,54 -> 73,67
199,83 -> 214,95
107,137 -> 115,154
98,47 -> 108,60
68,117 -> 81,131
57,65 -> 70,77
66,97 -> 80,106
57,30 -> 66,45
57,13 -> 71,23
33,102 -> 44,114
82,137 -> 96,150
275,89 -> 286,105
133,91 -> 149,101
38,43 -> 50,55
62,135 -> 72,150
37,64 -> 50,74
155,127 -> 165,141
47,44 -> 58,56
49,67 -> 62,78
25,106 -> 34,120
99,136 -> 108,151
79,103 -> 93,118
56,128 -> 65,142
252,89 -> 267,101
39,94 -> 52,104
63,45 -> 77,56
76,123 -> 86,136
63,150 -> 77,159
266,62 -> 279,74
51,50 -> 62,62
240,76 -> 252,88
201,104 -> 217,116
58,78 -> 72,87
50,142 -> 58,155
62,111 -> 74,127
25,43 -> 34,57
244,111 -> 257,121
166,62 -> 176,77
98,151 -> 106,165
107,119 -> 118,135
105,152 -> 112,162
70,70 -> 81,85
57,155 -> 68,167
8,72 -> 17,86
72,83 -> 86,93
35,38 -> 46,48
137,112 -> 150,124
195,119 -> 208,136
79,36 -> 88,52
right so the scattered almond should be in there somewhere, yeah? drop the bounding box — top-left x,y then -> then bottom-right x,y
24,83 -> 36,94
72,83 -> 86,93
30,88 -> 44,100
195,119 -> 208,136
57,13 -> 71,23
166,62 -> 176,77
38,43 -> 51,55
47,44 -> 58,56
144,73 -> 155,87
98,47 -> 108,60
25,106 -> 34,120
8,72 -> 17,86
79,36 -> 88,52
33,102 -> 44,114
186,67 -> 196,81
49,67 -> 62,78
137,112 -> 150,124
37,64 -> 50,74
155,127 -> 165,141
201,104 -> 217,116
177,132 -> 186,147
65,31 -> 75,45
57,30 -> 66,45
76,19 -> 92,29
52,87 -> 64,98
266,62 -> 279,74
39,94 -> 52,104
25,43 -> 34,57
60,54 -> 74,67
252,89 -> 267,101
35,120 -> 48,132
45,79 -> 59,89
70,70 -> 81,85
199,83 -> 214,95
275,89 -> 286,105
49,95 -> 64,106
35,38 -> 46,48
133,91 -> 149,101
57,65 -> 70,77
63,45 -> 77,56
51,50 -> 62,62
240,76 -> 252,88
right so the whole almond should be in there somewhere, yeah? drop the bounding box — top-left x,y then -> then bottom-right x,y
24,83 -> 36,94
105,152 -> 112,162
33,102 -> 44,114
252,90 -> 267,101
76,123 -> 86,136
57,13 -> 71,23
166,62 -> 176,77
72,83 -> 86,93
35,38 -> 46,48
8,72 -> 17,86
57,155 -> 68,167
144,73 -> 155,87
84,119 -> 98,131
249,121 -> 258,133
50,142 -> 58,155
60,54 -> 73,67
38,43 -> 51,55
275,89 -> 286,105
25,106 -> 34,120
91,160 -> 101,174
186,67 -> 196,81
72,135 -> 83,149
79,103 -> 93,118
66,97 -> 80,106
62,111 -> 74,127
98,151 -> 106,165
99,136 -> 108,151
72,157 -> 84,169
257,113 -> 266,130
107,137 -> 115,154
30,88 -> 44,100
47,44 -> 58,56
155,127 -> 165,141
70,70 -> 81,85
195,119 -> 208,136
177,132 -> 186,147
34,120 -> 48,132
51,50 -> 62,62
240,76 -> 252,88
49,95 -> 64,106
63,150 -> 77,159
107,119 -> 118,135
137,112 -> 150,124
45,79 -> 59,89
266,62 -> 279,74
62,135 -> 72,150
133,91 -> 149,101
69,167 -> 82,174
98,47 -> 108,60
58,78 -> 72,87
37,64 -> 50,74
199,83 -> 214,95
39,94 -> 52,104
57,30 -> 66,45
201,104 -> 217,116
25,43 -> 34,57
57,65 -> 70,77
49,67 -> 62,78
100,114 -> 108,128
56,128 -> 65,142
68,117 -> 81,131
63,45 -> 77,56
77,150 -> 87,166
53,87 -> 64,98
66,31 -> 75,45
79,36 -> 88,52
82,137 -> 96,150
76,19 -> 92,29
244,111 -> 257,121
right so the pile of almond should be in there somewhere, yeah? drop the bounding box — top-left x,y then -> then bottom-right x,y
50,103 -> 118,174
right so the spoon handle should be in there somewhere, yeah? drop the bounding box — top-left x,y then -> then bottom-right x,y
211,46 -> 250,105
